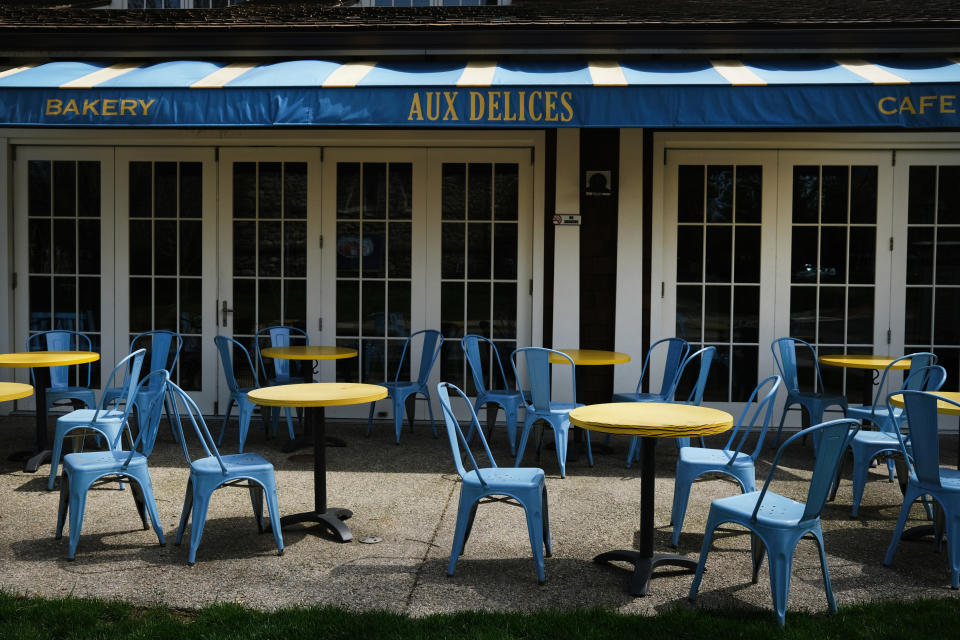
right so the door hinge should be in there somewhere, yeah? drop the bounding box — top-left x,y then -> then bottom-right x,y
887,328 -> 892,345
528,279 -> 533,296
213,400 -> 219,416
889,236 -> 894,251
319,234 -> 324,249
214,147 -> 219,162
530,147 -> 534,165
321,147 -> 324,162
11,272 -> 16,290
318,317 -> 323,332
661,281 -> 665,298
10,146 -> 16,162
892,150 -> 896,166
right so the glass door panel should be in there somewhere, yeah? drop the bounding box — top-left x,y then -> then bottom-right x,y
894,154 -> 960,392
777,152 -> 893,404
218,149 -> 320,409
116,148 -> 217,410
662,151 -> 777,414
15,148 -> 116,407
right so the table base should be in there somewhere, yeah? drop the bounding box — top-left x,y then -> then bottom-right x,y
594,550 -> 697,597
280,507 -> 354,543
23,449 -> 51,473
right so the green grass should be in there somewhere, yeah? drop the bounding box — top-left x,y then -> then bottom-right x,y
0,592 -> 958,639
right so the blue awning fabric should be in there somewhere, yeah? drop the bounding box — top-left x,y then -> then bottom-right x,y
1,58 -> 959,128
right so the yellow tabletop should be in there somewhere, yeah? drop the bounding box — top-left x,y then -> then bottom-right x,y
551,349 -> 631,366
569,402 -> 734,438
260,346 -> 358,361
818,354 -> 910,370
0,351 -> 100,368
0,382 -> 33,402
247,383 -> 387,408
889,391 -> 960,416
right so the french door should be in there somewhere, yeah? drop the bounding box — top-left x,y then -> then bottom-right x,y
115,148 -> 218,408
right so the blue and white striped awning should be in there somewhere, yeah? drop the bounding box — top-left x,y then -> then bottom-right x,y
1,58 -> 959,128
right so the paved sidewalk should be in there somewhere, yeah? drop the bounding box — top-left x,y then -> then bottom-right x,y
0,413 -> 957,617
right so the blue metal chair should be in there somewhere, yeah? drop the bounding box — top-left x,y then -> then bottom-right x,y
54,369 -> 169,560
612,337 -> 689,403
670,375 -> 782,548
461,334 -> 524,456
215,336 -> 270,453
835,364 -> 946,517
689,418 -> 859,627
627,345 -> 717,464
256,325 -> 308,441
102,330 -> 183,441
167,379 -> 284,566
884,390 -> 960,588
47,349 -> 147,491
770,337 -> 848,449
437,382 -> 551,584
365,329 -> 444,444
26,330 -> 97,413
511,347 -> 590,478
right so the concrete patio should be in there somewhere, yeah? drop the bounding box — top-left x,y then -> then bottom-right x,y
0,412 -> 957,618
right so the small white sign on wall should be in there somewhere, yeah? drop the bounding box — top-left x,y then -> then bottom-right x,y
553,214 -> 581,225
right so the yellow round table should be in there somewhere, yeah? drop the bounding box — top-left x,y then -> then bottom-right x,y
551,349 -> 631,366
819,354 -> 911,406
259,346 -> 359,451
247,383 -> 386,542
0,382 -> 33,402
0,351 -> 100,472
569,402 -> 734,597
889,391 -> 960,415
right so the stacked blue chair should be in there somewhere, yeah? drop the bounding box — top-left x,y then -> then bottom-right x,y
884,390 -> 960,588
256,325 -> 308,441
461,334 -> 525,456
627,345 -> 717,465
47,349 -> 146,491
670,375 -> 781,548
689,418 -> 859,626
511,347 -> 590,478
215,335 -> 270,452
834,364 -> 946,517
102,330 -> 183,441
26,330 -> 97,413
366,329 -> 444,444
167,380 -> 283,565
770,337 -> 848,449
437,382 -> 551,584
55,369 -> 169,560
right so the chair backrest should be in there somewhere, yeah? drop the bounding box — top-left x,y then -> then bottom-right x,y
113,369 -> 171,459
511,347 -> 574,413
437,382 -> 497,487
635,337 -> 690,398
771,337 -> 825,395
723,375 -> 782,462
215,335 -> 258,394
395,329 -> 444,386
869,351 -> 937,411
896,390 -> 960,489
25,330 -> 94,390
256,325 -> 309,380
166,379 -> 230,474
92,349 -> 147,424
881,365 -> 947,435
130,330 -> 183,390
461,334 -> 511,397
752,418 -> 860,524
675,346 -> 716,405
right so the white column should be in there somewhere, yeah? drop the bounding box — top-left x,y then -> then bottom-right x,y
552,129 -> 579,402
614,128 -> 644,393
0,138 -> 10,399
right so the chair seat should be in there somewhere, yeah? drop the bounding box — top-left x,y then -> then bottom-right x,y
483,389 -> 524,403
711,490 -> 807,529
462,466 -> 545,490
678,446 -> 753,468
792,390 -> 846,404
909,467 -> 960,493
612,391 -> 664,403
63,449 -> 147,473
268,375 -> 305,386
191,452 -> 275,475
543,401 -> 581,415
851,430 -> 900,447
47,386 -> 96,399
57,408 -> 125,427
380,380 -> 422,394
847,405 -> 902,422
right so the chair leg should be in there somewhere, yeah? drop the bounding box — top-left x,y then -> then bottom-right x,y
129,478 -> 149,529
175,478 -> 194,547
811,528 -> 838,614
689,511 -> 718,601
767,545 -> 796,627
770,403 -> 790,449
850,446 -> 872,517
553,425 -> 568,478
249,484 -> 265,532
514,416 -> 535,468
48,429 -> 66,491
946,512 -> 960,589
447,493 -> 474,576
283,407 -> 296,441
424,390 -> 438,439
261,477 -> 284,556
884,486 -> 919,566
584,430 -> 594,468
66,480 -> 90,560
237,401 -> 254,453
750,532 -> 766,584
522,497 -> 547,584
405,394 -> 416,434
670,474 -> 693,548
394,397 -> 407,444
55,472 -> 70,539
504,404 -> 518,457
483,402 -> 499,445
365,401 -> 376,437
132,470 -> 166,547
625,436 -> 638,469
462,503 -> 480,551
216,400 -> 235,447
542,486 -> 552,558
186,488 -> 212,565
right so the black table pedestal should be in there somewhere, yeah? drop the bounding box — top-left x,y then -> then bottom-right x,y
594,436 -> 696,596
11,367 -> 52,473
279,406 -> 354,542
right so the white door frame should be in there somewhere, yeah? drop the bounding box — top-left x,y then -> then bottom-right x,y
13,146 -> 117,409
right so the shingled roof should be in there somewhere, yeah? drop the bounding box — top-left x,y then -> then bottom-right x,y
2,0 -> 960,58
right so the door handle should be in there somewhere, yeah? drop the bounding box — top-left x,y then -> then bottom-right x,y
221,299 -> 234,327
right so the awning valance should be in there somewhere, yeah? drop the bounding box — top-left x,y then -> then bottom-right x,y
1,58 -> 959,128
